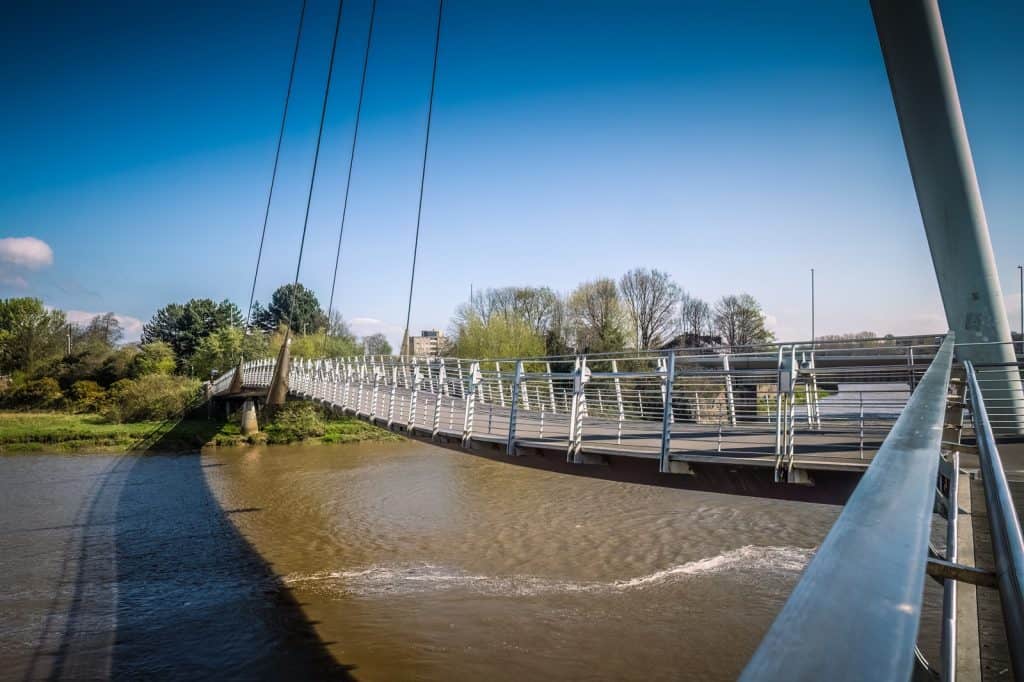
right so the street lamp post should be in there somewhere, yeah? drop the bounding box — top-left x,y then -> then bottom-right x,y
1018,264 -> 1023,354
810,268 -> 815,347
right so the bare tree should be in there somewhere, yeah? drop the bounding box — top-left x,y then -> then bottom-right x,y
454,286 -> 562,340
678,292 -> 712,344
713,294 -> 774,348
362,333 -> 392,356
568,278 -> 627,352
618,268 -> 680,349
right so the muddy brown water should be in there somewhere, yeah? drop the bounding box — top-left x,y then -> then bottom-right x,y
0,441 -> 852,680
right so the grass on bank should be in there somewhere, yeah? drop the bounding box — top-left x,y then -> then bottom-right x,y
0,402 -> 401,453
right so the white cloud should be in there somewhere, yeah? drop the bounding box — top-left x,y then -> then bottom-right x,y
349,317 -> 404,349
66,310 -> 145,343
349,317 -> 403,336
0,236 -> 54,270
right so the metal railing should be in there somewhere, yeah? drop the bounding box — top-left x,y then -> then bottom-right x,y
739,333 -> 955,681
209,337 -> 955,475
965,359 -> 1024,678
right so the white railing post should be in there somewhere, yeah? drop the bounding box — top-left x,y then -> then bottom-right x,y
506,360 -> 524,455
408,362 -> 423,431
566,356 -> 590,463
462,362 -> 481,446
546,361 -> 556,413
723,354 -> 737,427
659,351 -> 676,473
432,362 -> 447,439
612,359 -> 625,444
370,364 -> 382,420
387,366 -> 398,428
495,361 -> 506,407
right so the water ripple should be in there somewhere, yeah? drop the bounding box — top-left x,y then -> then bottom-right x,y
283,545 -> 813,598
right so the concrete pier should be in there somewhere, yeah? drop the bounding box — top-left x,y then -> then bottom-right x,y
240,398 -> 259,436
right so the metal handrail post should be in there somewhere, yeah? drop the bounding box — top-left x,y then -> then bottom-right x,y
506,360 -> 523,455
659,351 -> 676,473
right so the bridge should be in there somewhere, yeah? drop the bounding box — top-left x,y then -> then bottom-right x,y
211,335 -> 1013,498
205,0 -> 1024,680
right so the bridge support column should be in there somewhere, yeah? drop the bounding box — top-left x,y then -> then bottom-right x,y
872,0 -> 1024,433
266,336 -> 292,409
240,398 -> 259,435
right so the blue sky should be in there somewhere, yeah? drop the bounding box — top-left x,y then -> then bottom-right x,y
1,0 -> 1021,345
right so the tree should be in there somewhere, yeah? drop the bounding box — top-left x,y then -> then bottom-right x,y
362,333 -> 392,356
452,312 -> 546,359
567,278 -> 627,353
132,341 -> 176,376
142,298 -> 242,363
0,297 -> 67,374
454,286 -> 561,336
678,292 -> 712,344
253,283 -> 327,334
713,294 -> 774,348
619,268 -> 680,349
192,327 -> 270,378
279,330 -> 359,359
74,312 -> 123,351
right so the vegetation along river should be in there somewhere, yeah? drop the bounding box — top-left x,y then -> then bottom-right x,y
0,440 -> 854,680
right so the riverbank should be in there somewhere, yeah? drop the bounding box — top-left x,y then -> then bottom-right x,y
0,404 -> 400,453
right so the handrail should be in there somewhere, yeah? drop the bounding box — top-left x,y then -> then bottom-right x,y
965,360 -> 1024,677
740,333 -> 955,681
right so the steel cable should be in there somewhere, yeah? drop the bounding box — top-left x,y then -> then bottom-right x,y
245,0 -> 309,330
401,0 -> 444,355
324,0 -> 378,353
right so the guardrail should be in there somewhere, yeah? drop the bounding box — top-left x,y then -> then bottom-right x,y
739,333 -> 955,681
965,359 -> 1024,678
210,339 -> 951,475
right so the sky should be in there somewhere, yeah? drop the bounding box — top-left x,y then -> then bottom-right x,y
1,0 -> 1022,346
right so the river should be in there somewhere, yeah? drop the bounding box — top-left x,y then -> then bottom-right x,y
0,441 -> 845,680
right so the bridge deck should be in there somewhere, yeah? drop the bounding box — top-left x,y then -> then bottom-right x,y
293,383 -> 883,476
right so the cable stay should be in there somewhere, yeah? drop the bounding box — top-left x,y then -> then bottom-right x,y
324,0 -> 379,353
283,0 -> 346,339
401,0 -> 445,357
245,0 -> 309,330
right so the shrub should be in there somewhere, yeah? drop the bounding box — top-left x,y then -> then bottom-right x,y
264,402 -> 325,444
103,374 -> 200,423
1,377 -> 64,409
68,380 -> 106,412
132,341 -> 176,377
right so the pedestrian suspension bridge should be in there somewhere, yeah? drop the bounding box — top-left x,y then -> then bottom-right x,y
210,0 -> 1024,679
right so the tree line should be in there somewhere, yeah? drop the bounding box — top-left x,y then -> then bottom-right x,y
0,282 -> 390,420
448,268 -> 775,358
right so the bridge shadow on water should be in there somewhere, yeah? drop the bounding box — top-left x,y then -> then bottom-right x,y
39,417 -> 355,680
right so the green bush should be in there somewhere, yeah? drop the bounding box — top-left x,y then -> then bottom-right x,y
102,374 -> 200,423
265,402 -> 325,444
1,377 -> 64,409
68,380 -> 106,412
132,341 -> 176,376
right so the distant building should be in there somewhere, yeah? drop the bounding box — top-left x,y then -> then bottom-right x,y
404,329 -> 445,357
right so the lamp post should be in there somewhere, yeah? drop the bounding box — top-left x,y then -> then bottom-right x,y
1018,264 -> 1023,354
810,268 -> 816,347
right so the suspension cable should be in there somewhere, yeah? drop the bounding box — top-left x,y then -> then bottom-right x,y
245,0 -> 309,330
284,0 -> 345,339
324,0 -> 378,353
401,0 -> 445,356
